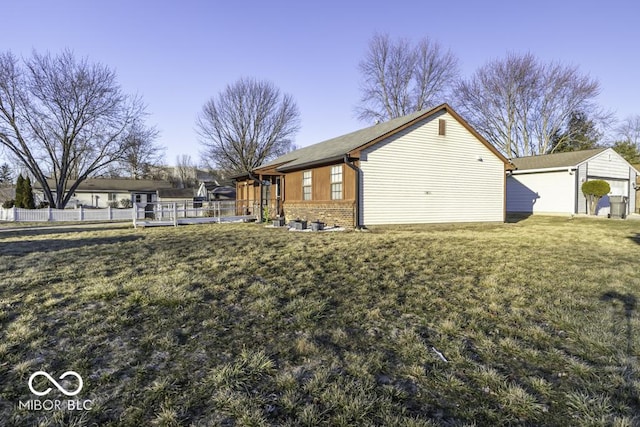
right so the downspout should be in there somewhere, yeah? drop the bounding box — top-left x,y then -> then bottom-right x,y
344,155 -> 362,229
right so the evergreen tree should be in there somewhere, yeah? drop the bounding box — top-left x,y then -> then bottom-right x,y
612,140 -> 640,164
15,174 -> 25,208
0,163 -> 12,183
549,111 -> 602,153
23,176 -> 35,209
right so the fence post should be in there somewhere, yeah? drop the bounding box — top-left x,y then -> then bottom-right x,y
173,202 -> 178,227
48,207 -> 52,222
79,206 -> 84,221
132,203 -> 137,228
12,206 -> 17,221
107,206 -> 112,220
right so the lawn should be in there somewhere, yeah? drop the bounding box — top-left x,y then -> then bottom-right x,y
0,217 -> 639,426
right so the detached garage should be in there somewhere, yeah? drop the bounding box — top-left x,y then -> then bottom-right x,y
507,148 -> 639,217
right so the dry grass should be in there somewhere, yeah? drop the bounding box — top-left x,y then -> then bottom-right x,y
0,216 -> 639,425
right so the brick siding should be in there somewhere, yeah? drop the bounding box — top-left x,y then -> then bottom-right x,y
283,201 -> 355,228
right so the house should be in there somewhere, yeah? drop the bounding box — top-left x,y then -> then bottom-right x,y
157,188 -> 196,203
235,103 -> 511,227
634,164 -> 640,214
196,182 -> 237,201
0,185 -> 15,205
33,178 -> 174,208
506,148 -> 639,216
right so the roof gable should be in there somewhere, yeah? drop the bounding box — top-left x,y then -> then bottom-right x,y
255,104 -> 509,173
510,148 -> 608,171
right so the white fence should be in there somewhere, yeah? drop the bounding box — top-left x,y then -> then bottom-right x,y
132,200 -> 259,227
0,200 -> 261,224
0,205 -> 134,222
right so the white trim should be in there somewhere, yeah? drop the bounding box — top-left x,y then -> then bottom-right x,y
510,167 -> 577,175
510,148 -> 640,175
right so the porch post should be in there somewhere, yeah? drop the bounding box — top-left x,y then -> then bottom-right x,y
259,174 -> 264,222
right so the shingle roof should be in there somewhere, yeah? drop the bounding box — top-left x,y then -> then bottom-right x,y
35,178 -> 173,192
257,107 -> 441,172
157,188 -> 195,198
510,148 -> 608,171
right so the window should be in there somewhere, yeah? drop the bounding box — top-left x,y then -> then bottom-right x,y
108,192 -> 118,201
331,165 -> 343,200
302,170 -> 312,200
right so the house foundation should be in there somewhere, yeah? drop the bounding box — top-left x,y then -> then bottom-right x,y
284,201 -> 355,228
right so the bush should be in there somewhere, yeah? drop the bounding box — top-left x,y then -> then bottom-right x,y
37,201 -> 49,208
120,198 -> 132,208
15,174 -> 24,208
582,180 -> 610,215
2,199 -> 15,208
23,176 -> 35,209
14,174 -> 35,208
108,201 -> 119,209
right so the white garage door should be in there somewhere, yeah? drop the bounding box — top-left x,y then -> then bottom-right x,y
606,179 -> 627,196
593,179 -> 628,216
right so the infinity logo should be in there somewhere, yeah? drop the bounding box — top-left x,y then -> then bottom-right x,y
28,371 -> 83,397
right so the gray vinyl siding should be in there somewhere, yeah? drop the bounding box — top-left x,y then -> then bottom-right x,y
586,150 -> 631,179
584,149 -> 636,216
360,111 -> 504,225
630,167 -> 637,213
577,163 -> 588,214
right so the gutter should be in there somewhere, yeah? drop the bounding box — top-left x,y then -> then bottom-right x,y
276,155 -> 346,173
509,166 -> 577,175
343,155 -> 362,229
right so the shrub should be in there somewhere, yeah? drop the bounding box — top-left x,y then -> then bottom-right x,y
582,180 -> 610,215
15,174 -> 24,208
23,176 -> 35,209
2,199 -> 15,208
108,201 -> 119,209
120,198 -> 132,208
14,174 -> 35,209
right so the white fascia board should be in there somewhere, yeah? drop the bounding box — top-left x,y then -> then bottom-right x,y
509,167 -> 577,175
574,147 -> 640,175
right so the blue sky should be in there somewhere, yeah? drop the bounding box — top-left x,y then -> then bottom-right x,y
3,0 -> 639,166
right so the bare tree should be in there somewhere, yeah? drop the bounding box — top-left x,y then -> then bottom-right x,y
0,50 -> 146,208
120,121 -> 164,179
0,162 -> 12,183
615,115 -> 640,146
197,77 -> 300,175
455,52 -> 605,158
611,115 -> 640,164
356,33 -> 459,123
174,154 -> 197,188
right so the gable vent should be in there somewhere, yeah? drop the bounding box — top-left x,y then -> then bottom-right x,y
438,119 -> 446,136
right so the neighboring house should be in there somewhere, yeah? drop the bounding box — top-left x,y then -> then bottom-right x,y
196,171 -> 236,200
236,103 -> 511,227
157,188 -> 196,203
0,185 -> 15,205
33,178 -> 174,208
633,163 -> 640,214
196,182 -> 237,200
506,148 -> 639,216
